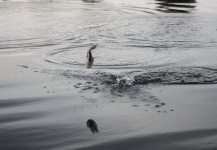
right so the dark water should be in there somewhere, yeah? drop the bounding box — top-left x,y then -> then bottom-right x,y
1,0 -> 217,149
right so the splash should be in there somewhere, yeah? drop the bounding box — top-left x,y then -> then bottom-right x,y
101,67 -> 217,85
116,76 -> 135,86
44,67 -> 217,86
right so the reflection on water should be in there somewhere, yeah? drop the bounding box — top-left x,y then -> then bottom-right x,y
156,0 -> 196,2
83,0 -> 102,3
86,119 -> 99,134
155,0 -> 196,13
1,0 -> 217,149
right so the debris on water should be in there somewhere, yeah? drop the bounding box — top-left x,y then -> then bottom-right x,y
86,119 -> 99,134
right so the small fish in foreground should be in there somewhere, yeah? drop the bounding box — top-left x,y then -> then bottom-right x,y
86,44 -> 97,68
86,119 -> 99,134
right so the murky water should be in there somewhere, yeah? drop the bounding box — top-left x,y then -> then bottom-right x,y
1,0 -> 217,149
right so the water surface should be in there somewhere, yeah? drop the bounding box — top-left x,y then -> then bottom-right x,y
1,0 -> 217,149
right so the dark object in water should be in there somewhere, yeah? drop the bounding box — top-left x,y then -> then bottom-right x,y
83,0 -> 101,3
163,0 -> 196,3
86,119 -> 99,134
86,44 -> 97,69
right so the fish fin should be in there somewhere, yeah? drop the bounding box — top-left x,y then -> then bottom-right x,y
89,44 -> 97,51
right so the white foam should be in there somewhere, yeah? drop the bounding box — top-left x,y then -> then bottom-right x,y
116,76 -> 135,85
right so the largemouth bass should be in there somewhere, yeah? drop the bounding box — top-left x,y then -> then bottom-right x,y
86,44 -> 97,68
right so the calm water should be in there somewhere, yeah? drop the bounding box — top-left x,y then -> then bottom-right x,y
1,0 -> 217,149
1,0 -> 217,83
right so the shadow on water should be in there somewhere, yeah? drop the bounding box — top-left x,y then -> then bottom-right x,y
155,0 -> 196,13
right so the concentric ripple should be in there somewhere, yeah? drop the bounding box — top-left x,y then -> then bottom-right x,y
45,45 -> 168,69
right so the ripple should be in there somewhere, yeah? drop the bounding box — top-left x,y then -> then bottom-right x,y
45,45 -> 146,69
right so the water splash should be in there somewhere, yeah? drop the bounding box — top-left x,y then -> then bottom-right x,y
48,67 -> 217,86
100,67 -> 217,85
116,76 -> 135,86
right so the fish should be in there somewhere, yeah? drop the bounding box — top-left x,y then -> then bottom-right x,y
86,119 -> 99,134
86,44 -> 97,68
